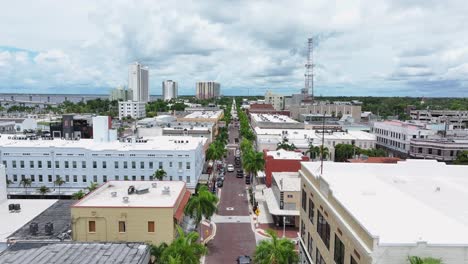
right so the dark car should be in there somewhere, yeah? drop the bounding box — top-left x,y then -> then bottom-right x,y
237,255 -> 252,264
245,176 -> 251,184
216,179 -> 224,188
236,170 -> 244,178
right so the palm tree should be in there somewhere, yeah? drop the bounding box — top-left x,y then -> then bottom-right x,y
54,176 -> 65,199
184,185 -> 218,225
276,138 -> 296,151
38,186 -> 50,198
20,178 -> 32,194
153,169 -> 167,181
305,144 -> 320,159
242,150 -> 265,182
86,182 -> 99,193
161,226 -> 208,264
150,242 -> 168,263
72,190 -> 85,200
254,229 -> 299,264
318,145 -> 329,160
408,256 -> 443,264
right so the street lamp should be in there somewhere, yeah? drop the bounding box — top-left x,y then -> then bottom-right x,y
283,216 -> 286,238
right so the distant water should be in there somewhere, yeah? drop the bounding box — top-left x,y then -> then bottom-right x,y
0,93 -> 162,104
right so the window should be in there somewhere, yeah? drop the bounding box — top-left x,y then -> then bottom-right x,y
132,161 -> 136,169
302,189 -> 307,211
186,162 -> 190,170
140,161 -> 144,169
47,161 -> 52,168
65,161 -> 69,168
88,221 -> 96,232
169,176 -> 173,181
307,232 -> 313,258
102,161 -> 106,169
300,220 -> 306,240
73,175 -> 78,182
179,176 -> 183,181
12,160 -> 17,168
316,249 -> 326,264
118,221 -> 126,232
13,175 -> 18,181
124,161 -> 128,169
186,176 -> 190,183
149,175 -> 154,180
82,161 -> 86,168
159,162 -> 163,169
20,161 -> 24,168
82,175 -> 87,182
38,161 -> 42,168
351,256 -> 358,264
148,221 -> 155,232
149,162 -> 153,169
30,160 -> 34,168
169,161 -> 173,168
72,161 -> 77,168
309,198 -> 315,223
65,175 -> 70,182
317,211 -> 330,249
93,161 -> 97,169
31,175 -> 35,182
115,175 -> 119,180
124,176 -> 129,181
132,175 -> 136,180
115,161 -> 119,169
48,175 -> 52,182
141,175 -> 145,180
334,234 -> 345,264
93,175 -> 98,182
178,162 -> 182,169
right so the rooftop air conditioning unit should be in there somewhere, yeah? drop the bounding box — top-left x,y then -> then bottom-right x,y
152,183 -> 157,188
162,186 -> 170,195
29,222 -> 39,235
122,196 -> 129,203
111,192 -> 117,197
45,222 -> 54,236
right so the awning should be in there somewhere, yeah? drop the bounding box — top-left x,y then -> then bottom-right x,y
174,190 -> 192,222
263,188 -> 300,216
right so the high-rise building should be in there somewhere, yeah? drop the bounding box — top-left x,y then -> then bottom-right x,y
195,81 -> 220,99
162,80 -> 178,101
129,62 -> 149,102
109,86 -> 132,101
264,90 -> 285,110
118,101 -> 147,120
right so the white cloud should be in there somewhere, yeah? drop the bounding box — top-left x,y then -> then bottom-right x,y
0,0 -> 468,96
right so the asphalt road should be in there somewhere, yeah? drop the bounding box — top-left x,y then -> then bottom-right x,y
205,119 -> 256,263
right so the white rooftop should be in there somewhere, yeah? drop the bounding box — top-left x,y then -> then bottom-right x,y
183,110 -> 223,119
0,199 -> 57,243
266,149 -> 305,160
0,135 -> 206,151
302,160 -> 468,245
251,114 -> 298,123
73,181 -> 186,208
272,172 -> 301,192
255,127 -> 375,141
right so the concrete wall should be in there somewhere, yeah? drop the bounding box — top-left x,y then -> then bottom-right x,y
264,150 -> 309,187
72,207 -> 175,245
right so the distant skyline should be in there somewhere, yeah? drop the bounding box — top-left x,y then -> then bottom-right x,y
1,1 -> 468,97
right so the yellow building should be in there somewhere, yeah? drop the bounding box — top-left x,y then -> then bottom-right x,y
177,110 -> 224,136
71,181 -> 191,245
299,160 -> 468,264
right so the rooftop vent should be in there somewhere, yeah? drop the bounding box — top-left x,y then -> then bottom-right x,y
45,222 -> 54,236
111,191 -> 117,197
135,186 -> 149,195
128,186 -> 135,195
151,183 -> 157,188
29,222 -> 39,235
122,196 -> 129,203
162,186 -> 171,195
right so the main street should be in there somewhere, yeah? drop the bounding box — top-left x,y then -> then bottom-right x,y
205,106 -> 256,263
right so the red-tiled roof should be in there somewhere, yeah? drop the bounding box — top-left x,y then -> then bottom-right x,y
347,157 -> 401,163
174,190 -> 191,222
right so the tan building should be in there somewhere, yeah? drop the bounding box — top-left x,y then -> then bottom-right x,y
265,90 -> 285,111
288,103 -> 362,122
177,110 -> 224,135
299,160 -> 468,264
71,181 -> 191,245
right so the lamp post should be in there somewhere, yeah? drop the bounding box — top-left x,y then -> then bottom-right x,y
283,216 -> 286,238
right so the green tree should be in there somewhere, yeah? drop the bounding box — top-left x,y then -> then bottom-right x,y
86,182 -> 99,193
154,169 -> 167,181
334,144 -> 356,162
305,144 -> 320,159
240,138 -> 253,153
242,150 -> 265,184
254,229 -> 299,264
184,185 -> 218,225
276,138 -> 297,151
72,190 -> 86,200
54,176 -> 65,199
38,186 -> 50,198
359,148 -> 387,157
150,242 -> 168,263
20,178 -> 32,194
160,226 -> 208,264
6,179 -> 13,187
454,151 -> 468,165
408,256 -> 443,264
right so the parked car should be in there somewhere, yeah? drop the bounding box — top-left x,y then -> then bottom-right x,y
236,170 -> 244,178
217,179 -> 224,188
245,176 -> 251,184
237,255 -> 252,264
227,164 -> 235,172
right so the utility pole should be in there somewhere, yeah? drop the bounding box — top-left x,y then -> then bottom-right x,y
302,38 -> 315,102
320,111 -> 325,175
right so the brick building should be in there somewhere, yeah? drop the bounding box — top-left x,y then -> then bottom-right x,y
263,149 -> 309,187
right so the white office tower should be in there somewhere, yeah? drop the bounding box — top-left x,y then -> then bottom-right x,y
162,80 -> 178,101
196,81 -> 220,99
129,62 -> 149,102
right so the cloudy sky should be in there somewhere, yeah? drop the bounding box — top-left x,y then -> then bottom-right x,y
1,0 -> 468,97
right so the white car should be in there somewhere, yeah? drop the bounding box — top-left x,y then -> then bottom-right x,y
227,164 -> 235,172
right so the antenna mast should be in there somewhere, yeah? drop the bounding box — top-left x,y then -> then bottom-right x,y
301,37 -> 314,102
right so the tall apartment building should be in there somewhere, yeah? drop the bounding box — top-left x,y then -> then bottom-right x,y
265,90 -> 285,111
109,86 -> 132,101
162,80 -> 178,101
299,160 -> 468,264
118,101 -> 146,120
72,180 -> 191,245
371,120 -> 437,157
129,62 -> 149,103
195,81 -> 220,99
0,121 -> 207,195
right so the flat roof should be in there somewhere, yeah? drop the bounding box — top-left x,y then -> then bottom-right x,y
272,172 -> 300,192
73,181 -> 186,208
0,135 -> 206,151
255,127 -> 376,141
0,242 -> 149,264
266,149 -> 305,160
183,110 -> 223,119
302,160 -> 468,245
0,199 -> 57,243
251,113 -> 298,123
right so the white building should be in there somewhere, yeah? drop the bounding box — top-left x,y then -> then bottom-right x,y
195,81 -> 220,99
299,160 -> 468,264
162,80 -> 178,101
250,113 -> 304,129
371,120 -> 437,157
129,62 -> 149,103
265,90 -> 285,111
118,101 -> 146,120
255,127 -> 376,160
0,134 -> 207,195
